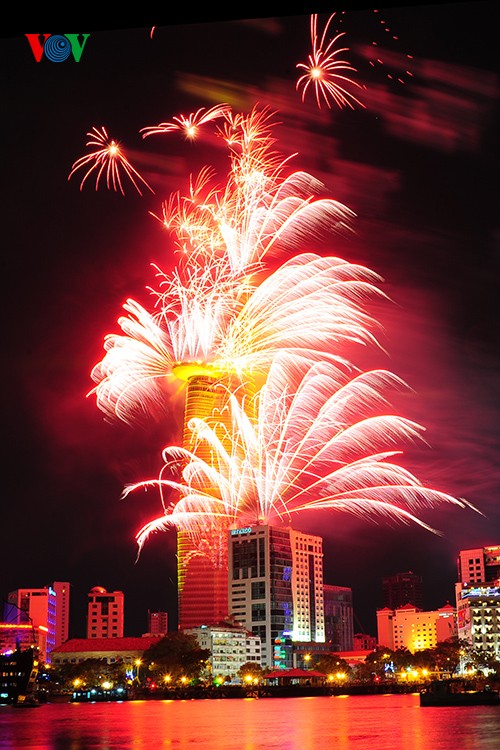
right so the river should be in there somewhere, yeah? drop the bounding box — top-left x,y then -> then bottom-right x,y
1,693 -> 500,749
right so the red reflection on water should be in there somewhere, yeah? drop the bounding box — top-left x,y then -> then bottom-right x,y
1,694 -> 500,749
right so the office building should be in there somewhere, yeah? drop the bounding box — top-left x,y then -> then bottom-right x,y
377,603 -> 456,652
324,584 -> 354,651
176,369 -> 248,631
228,524 -> 325,668
86,586 -> 124,638
382,571 -> 423,610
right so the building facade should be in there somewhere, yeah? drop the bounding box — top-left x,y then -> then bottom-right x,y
382,571 -> 423,610
6,586 -> 57,662
457,546 -> 500,585
147,610 -> 168,636
377,603 -> 456,652
456,581 -> 500,660
52,581 -> 70,647
51,636 -> 162,666
228,524 -> 325,668
86,586 -> 124,639
324,584 -> 354,651
186,621 -> 261,681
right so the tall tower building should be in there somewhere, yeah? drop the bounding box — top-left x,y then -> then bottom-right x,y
175,365 -> 257,631
323,584 -> 354,651
228,524 -> 325,668
86,586 -> 124,638
382,571 -> 423,610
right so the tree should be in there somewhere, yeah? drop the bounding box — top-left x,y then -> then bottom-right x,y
142,632 -> 210,683
237,662 -> 264,682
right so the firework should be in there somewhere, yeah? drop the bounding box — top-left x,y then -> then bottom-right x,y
126,352 -> 472,559
88,251 -> 387,426
140,104 -> 232,140
89,108 -> 370,425
296,14 -> 366,110
68,126 -> 154,195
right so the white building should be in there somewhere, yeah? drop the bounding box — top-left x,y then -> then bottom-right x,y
228,524 -> 325,669
186,621 -> 261,681
86,586 -> 124,639
377,603 -> 457,652
456,581 -> 500,660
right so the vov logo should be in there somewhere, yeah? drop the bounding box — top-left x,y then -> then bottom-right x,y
25,34 -> 90,63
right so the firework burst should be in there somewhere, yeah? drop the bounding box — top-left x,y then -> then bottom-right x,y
68,126 -> 154,196
125,353 -> 473,560
141,104 -> 232,140
296,14 -> 366,110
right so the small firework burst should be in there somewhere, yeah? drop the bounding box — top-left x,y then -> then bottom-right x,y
141,104 -> 232,140
296,14 -> 366,110
68,126 -> 154,196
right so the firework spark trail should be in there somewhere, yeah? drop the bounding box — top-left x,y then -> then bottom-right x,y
296,13 -> 366,110
68,126 -> 154,196
141,104 -> 232,140
125,352 -> 473,560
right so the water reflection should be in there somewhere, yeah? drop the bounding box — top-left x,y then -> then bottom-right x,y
1,694 -> 500,749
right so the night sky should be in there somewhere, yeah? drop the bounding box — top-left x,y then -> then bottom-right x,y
1,2 -> 499,640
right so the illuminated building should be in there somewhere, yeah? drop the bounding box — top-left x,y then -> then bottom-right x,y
455,544 -> 500,661
52,581 -> 70,647
323,584 -> 354,651
51,636 -> 162,666
186,621 -> 261,681
176,367 -> 256,631
0,623 -> 47,662
147,610 -> 168,636
228,524 -> 325,669
457,545 -> 500,585
6,586 -> 56,662
455,582 -> 500,660
86,586 -> 124,638
376,603 -> 456,652
382,571 -> 423,610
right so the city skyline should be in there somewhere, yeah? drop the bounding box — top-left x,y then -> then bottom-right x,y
2,3 -> 499,637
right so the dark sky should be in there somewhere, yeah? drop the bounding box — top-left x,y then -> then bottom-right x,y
1,2 -> 499,639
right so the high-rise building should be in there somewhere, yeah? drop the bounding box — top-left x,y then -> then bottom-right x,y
147,610 -> 168,636
7,585 -> 57,662
324,584 -> 354,651
52,581 -> 70,647
457,545 -> 500,585
175,367 -> 257,631
382,571 -> 423,610
228,524 -> 325,668
86,586 -> 124,638
456,581 -> 500,659
455,544 -> 500,661
377,603 -> 456,651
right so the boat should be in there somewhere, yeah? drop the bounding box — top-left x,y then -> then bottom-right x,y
0,645 -> 40,706
420,679 -> 500,707
71,685 -> 129,702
